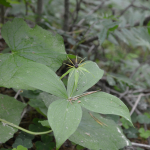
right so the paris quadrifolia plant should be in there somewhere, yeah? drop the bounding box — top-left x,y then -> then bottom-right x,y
0,18 -> 133,150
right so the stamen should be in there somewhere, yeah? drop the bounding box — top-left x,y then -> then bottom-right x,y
76,55 -> 77,64
63,63 -> 74,68
79,57 -> 86,64
79,63 -> 86,67
67,56 -> 74,66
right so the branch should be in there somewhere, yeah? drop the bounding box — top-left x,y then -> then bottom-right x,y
120,0 -> 136,16
131,4 -> 150,11
73,0 -> 83,24
123,97 -> 142,115
24,0 -> 28,16
36,0 -> 43,24
82,36 -> 98,44
102,84 -> 142,115
14,89 -> 22,99
132,142 -> 150,148
0,5 -> 5,24
144,123 -> 150,145
77,0 -> 105,26
130,94 -> 143,115
63,0 -> 69,31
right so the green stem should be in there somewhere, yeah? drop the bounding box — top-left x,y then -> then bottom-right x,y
0,118 -> 52,135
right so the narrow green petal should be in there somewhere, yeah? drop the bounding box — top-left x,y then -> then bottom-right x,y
75,69 -> 79,90
60,68 -> 74,79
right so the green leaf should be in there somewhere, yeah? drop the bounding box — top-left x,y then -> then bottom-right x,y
40,92 -> 59,107
105,114 -> 120,123
124,127 -> 138,138
39,120 -> 50,128
12,131 -> 34,148
0,94 -> 26,143
13,62 -> 68,98
0,0 -> 11,7
98,28 -> 108,45
0,18 -> 67,88
139,128 -> 150,139
74,69 -> 79,90
77,92 -> 132,124
102,20 -> 119,29
60,68 -> 74,79
144,112 -> 150,118
19,90 -> 41,99
76,144 -> 85,150
109,73 -> 134,86
106,75 -> 116,86
69,108 -> 131,150
2,18 -> 66,71
35,135 -> 55,150
131,113 -> 138,123
120,118 -> 132,129
67,61 -> 104,97
137,114 -> 150,124
28,98 -> 47,116
108,25 -> 118,32
67,54 -> 77,59
48,100 -> 82,150
147,21 -> 150,35
12,145 -> 27,150
78,67 -> 90,73
29,118 -> 50,132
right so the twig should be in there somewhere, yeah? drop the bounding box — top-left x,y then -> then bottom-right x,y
132,142 -> 150,148
73,0 -> 83,24
20,95 -> 27,119
130,94 -> 143,116
128,89 -> 150,94
24,0 -> 28,15
77,0 -> 105,26
123,97 -> 141,115
131,4 -> 150,11
14,89 -> 22,99
71,22 -> 96,51
120,0 -> 136,16
0,5 -> 5,24
63,0 -> 69,31
20,95 -> 25,103
36,0 -> 43,24
21,107 -> 28,119
103,85 -> 142,115
127,93 -> 150,98
82,36 -> 98,44
88,45 -> 95,54
144,123 -> 150,145
119,87 -> 129,99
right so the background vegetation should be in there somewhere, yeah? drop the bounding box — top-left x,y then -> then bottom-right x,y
0,0 -> 150,150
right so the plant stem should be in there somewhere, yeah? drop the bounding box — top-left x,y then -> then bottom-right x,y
36,0 -> 43,24
63,0 -> 69,31
0,119 -> 52,135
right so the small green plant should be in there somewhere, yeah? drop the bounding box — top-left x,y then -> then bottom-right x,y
139,128 -> 150,139
0,18 -> 133,150
12,145 -> 27,150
